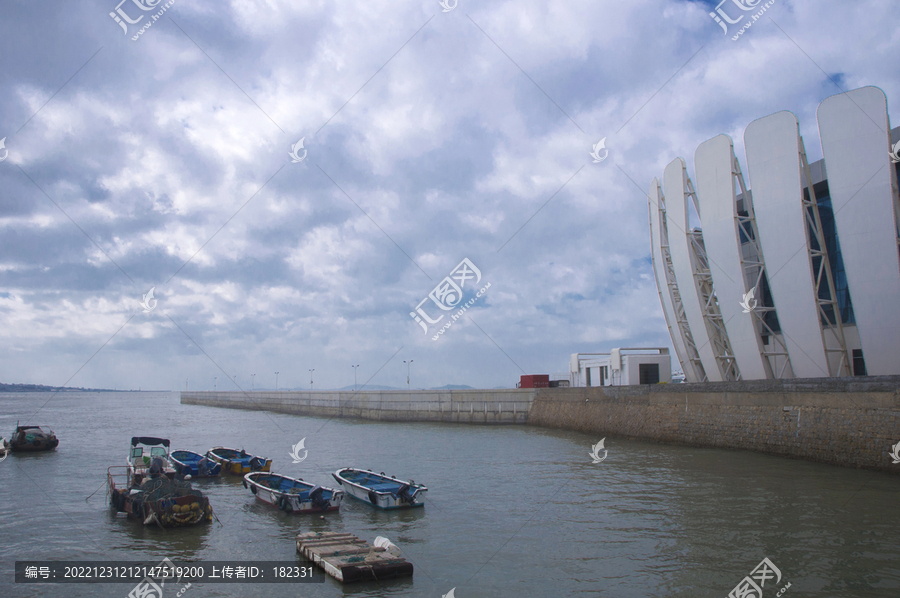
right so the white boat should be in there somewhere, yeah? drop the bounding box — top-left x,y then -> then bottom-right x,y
127,436 -> 176,483
243,472 -> 343,514
332,468 -> 426,509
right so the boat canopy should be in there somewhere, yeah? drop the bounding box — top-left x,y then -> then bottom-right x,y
131,436 -> 170,447
15,425 -> 52,434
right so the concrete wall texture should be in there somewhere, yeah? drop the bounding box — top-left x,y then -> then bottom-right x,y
180,389 -> 534,424
528,376 -> 900,473
181,376 -> 900,472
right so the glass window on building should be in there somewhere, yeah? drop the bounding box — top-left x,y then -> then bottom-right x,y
639,363 -> 660,385
852,349 -> 867,376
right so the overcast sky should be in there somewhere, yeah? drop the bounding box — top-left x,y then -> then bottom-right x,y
0,0 -> 897,391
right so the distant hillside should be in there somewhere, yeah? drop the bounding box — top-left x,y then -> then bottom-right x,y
430,384 -> 474,390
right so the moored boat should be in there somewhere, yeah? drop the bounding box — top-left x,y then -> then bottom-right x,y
332,468 -> 426,509
9,424 -> 59,452
171,450 -> 222,478
109,437 -> 213,528
127,437 -> 176,481
244,472 -> 343,513
206,446 -> 272,475
108,466 -> 214,527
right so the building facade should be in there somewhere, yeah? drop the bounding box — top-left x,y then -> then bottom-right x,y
569,348 -> 672,387
649,86 -> 900,382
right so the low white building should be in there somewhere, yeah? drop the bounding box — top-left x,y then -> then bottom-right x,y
569,348 -> 672,387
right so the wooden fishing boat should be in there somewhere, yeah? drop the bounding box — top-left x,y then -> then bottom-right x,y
108,437 -> 213,528
127,437 -> 176,480
8,424 -> 59,452
243,472 -> 343,513
170,450 -> 222,478
206,446 -> 272,475
332,468 -> 426,509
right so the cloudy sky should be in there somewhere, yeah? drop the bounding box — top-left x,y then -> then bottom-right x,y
0,0 -> 897,391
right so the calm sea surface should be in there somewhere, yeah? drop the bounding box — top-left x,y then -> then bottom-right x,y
1,391 -> 899,597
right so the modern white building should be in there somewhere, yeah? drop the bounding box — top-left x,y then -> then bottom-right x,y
569,348 -> 672,387
649,86 -> 900,382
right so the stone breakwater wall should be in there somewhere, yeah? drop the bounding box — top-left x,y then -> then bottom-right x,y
180,390 -> 535,424
528,376 -> 900,473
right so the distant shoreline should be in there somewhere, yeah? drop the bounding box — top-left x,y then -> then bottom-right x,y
0,384 -> 165,393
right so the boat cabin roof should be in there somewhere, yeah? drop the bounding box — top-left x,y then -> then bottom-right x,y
131,436 -> 170,447
15,425 -> 53,434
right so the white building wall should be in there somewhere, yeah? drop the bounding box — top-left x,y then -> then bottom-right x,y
745,111 -> 830,377
693,134 -> 769,379
818,86 -> 900,375
663,158 -> 724,381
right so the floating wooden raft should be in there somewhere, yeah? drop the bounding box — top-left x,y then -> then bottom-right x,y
296,531 -> 413,583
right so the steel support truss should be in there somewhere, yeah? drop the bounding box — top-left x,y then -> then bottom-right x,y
731,155 -> 794,378
799,138 -> 852,377
683,173 -> 741,381
655,190 -> 708,383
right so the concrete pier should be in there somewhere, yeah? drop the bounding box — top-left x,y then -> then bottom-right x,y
180,389 -> 534,424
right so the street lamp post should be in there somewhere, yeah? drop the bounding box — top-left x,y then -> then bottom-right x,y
251,374 -> 255,390
403,360 -> 413,390
351,364 -> 359,391
214,376 -> 217,391
275,372 -> 280,391
309,369 -> 315,391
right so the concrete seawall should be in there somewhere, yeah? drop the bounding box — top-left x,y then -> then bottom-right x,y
528,376 -> 900,473
180,389 -> 534,424
181,377 -> 900,471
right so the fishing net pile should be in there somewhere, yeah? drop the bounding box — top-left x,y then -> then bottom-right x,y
139,477 -> 203,502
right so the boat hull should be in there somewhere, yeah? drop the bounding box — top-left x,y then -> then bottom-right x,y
207,447 -> 271,476
108,467 -> 213,528
332,468 -> 426,510
244,472 -> 342,514
9,428 -> 58,452
171,450 -> 222,478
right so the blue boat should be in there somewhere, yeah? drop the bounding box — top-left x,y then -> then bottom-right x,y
170,450 -> 221,478
332,468 -> 426,509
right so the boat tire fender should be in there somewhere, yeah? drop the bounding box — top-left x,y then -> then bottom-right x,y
368,490 -> 378,506
250,484 -> 257,495
278,495 -> 291,512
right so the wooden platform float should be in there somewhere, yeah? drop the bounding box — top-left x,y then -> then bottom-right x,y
295,532 -> 413,583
